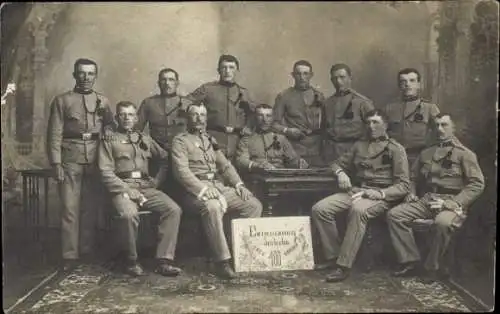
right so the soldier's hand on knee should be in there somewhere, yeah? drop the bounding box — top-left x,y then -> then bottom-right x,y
428,197 -> 444,211
204,187 -> 220,200
52,164 -> 64,182
363,189 -> 384,200
235,184 -> 252,201
127,188 -> 143,201
299,158 -> 309,169
404,193 -> 419,203
337,171 -> 352,190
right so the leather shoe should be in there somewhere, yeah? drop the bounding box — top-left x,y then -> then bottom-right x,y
60,259 -> 79,272
156,263 -> 182,277
314,259 -> 338,271
124,262 -> 145,277
214,261 -> 237,279
325,267 -> 350,282
420,270 -> 439,284
392,263 -> 419,277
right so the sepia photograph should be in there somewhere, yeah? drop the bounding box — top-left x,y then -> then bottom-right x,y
1,1 -> 497,313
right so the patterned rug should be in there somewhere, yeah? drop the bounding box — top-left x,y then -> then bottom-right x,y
15,258 -> 470,313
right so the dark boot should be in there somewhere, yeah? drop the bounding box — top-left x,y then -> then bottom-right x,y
392,262 -> 419,277
325,266 -> 350,282
156,259 -> 182,277
214,260 -> 237,279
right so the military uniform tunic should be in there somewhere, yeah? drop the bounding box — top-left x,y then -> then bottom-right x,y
171,131 -> 262,261
235,131 -> 302,171
322,89 -> 374,163
98,129 -> 181,261
384,98 -> 440,164
312,136 -> 409,268
47,89 -> 114,260
186,81 -> 255,159
272,87 -> 326,167
387,137 -> 484,271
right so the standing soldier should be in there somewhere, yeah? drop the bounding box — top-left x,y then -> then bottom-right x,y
387,113 -> 484,283
323,63 -> 374,163
98,101 -> 182,277
384,68 -> 440,165
136,68 -> 191,177
47,58 -> 114,270
311,109 -> 409,282
186,54 -> 255,160
171,104 -> 262,279
272,60 -> 326,167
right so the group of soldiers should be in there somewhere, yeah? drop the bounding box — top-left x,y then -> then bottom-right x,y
46,55 -> 485,283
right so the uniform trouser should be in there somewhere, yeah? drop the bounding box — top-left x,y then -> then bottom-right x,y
59,162 -> 103,259
112,188 -> 181,261
311,192 -> 389,268
386,193 -> 464,271
322,140 -> 357,165
182,182 -> 263,262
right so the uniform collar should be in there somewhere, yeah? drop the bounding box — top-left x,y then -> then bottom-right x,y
218,80 -> 237,87
160,92 -> 177,98
73,87 -> 94,95
434,136 -> 459,148
335,89 -> 351,97
369,135 -> 389,142
402,95 -> 420,103
293,85 -> 311,92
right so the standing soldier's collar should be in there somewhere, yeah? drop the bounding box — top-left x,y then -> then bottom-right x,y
369,135 -> 389,142
218,80 -> 237,88
73,87 -> 94,95
161,92 -> 178,98
402,95 -> 420,102
334,89 -> 351,97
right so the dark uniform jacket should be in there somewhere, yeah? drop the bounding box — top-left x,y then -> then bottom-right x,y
411,136 -> 485,209
185,81 -> 255,157
98,129 -> 168,195
136,93 -> 192,150
47,90 -> 114,165
331,136 -> 410,202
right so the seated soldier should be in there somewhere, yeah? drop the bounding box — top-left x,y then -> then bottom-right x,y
98,101 -> 182,277
311,109 -> 409,282
171,103 -> 263,279
235,103 -> 308,172
387,113 -> 485,283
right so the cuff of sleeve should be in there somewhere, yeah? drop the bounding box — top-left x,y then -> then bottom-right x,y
235,182 -> 244,189
283,127 -> 288,134
197,186 -> 208,200
248,161 -> 254,171
334,168 -> 344,176
378,189 -> 386,200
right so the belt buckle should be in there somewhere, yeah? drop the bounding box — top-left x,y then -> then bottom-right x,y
131,171 -> 141,179
82,132 -> 92,141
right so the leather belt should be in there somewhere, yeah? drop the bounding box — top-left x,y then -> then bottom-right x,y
195,173 -> 215,180
63,132 -> 99,140
406,146 -> 426,154
116,171 -> 149,179
361,182 -> 390,189
329,137 -> 359,143
424,186 -> 461,195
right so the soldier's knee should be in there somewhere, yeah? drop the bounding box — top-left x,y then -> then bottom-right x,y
248,197 -> 263,217
386,205 -> 406,222
201,200 -> 223,217
434,213 -> 454,231
117,208 -> 139,221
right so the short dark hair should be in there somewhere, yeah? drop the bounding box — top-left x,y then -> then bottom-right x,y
158,68 -> 179,81
330,63 -> 352,76
255,104 -> 273,111
218,54 -> 239,70
293,60 -> 313,72
365,109 -> 389,124
398,68 -> 421,82
74,58 -> 98,74
115,101 -> 137,114
431,112 -> 454,129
